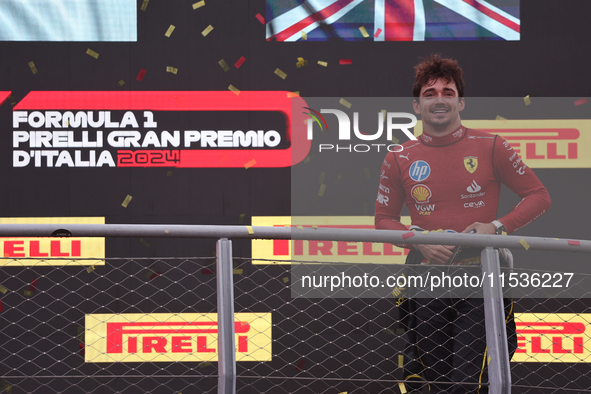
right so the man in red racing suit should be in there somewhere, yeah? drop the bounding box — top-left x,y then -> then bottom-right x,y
375,55 -> 551,393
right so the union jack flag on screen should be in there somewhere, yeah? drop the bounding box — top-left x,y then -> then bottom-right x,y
266,0 -> 520,41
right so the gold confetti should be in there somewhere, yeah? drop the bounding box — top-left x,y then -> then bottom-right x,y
398,382 -> 407,394
382,328 -> 396,335
487,355 -> 491,364
287,91 -> 300,98
23,290 -> 33,297
496,115 -> 507,122
86,266 -> 95,273
166,66 -> 178,74
398,354 -> 404,367
391,136 -> 400,144
140,0 -> 149,11
238,213 -> 246,224
297,225 -> 303,230
165,25 -> 176,37
28,61 -> 38,74
244,159 -> 256,168
140,238 -> 151,247
422,230 -> 429,234
219,155 -> 229,165
122,195 -> 132,208
301,31 -> 307,40
117,79 -> 125,87
283,277 -> 290,283
274,68 -> 287,79
317,61 -> 328,67
523,95 -> 531,106
218,59 -> 230,72
145,267 -> 159,279
318,184 -> 326,197
86,48 -> 99,59
199,362 -> 212,368
319,172 -> 326,183
246,226 -> 254,235
338,392 -> 347,394
167,171 -> 173,177
502,231 -> 507,236
233,269 -> 243,275
312,225 -> 318,229
228,84 -> 240,95
202,25 -> 214,36
76,326 -> 85,342
192,0 -> 205,9
339,98 -> 351,108
0,285 -> 7,294
519,238 -> 530,250
359,26 -> 370,37
363,167 -> 370,180
0,382 -> 10,394
303,156 -> 310,164
296,57 -> 308,68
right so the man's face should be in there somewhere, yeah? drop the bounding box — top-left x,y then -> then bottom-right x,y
413,78 -> 465,131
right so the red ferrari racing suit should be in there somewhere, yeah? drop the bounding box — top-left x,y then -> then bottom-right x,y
375,126 -> 551,393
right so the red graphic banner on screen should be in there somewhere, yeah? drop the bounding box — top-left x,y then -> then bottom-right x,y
13,91 -> 310,168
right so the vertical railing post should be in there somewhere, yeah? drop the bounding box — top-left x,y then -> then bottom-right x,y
481,247 -> 511,394
217,238 -> 236,394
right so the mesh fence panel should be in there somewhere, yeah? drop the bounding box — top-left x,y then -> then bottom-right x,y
234,259 -> 591,394
234,258 -> 403,394
1,255 -> 591,393
0,257 -> 219,394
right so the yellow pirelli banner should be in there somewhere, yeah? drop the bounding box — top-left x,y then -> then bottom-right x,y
0,217 -> 104,266
85,313 -> 272,363
251,216 -> 411,265
415,120 -> 591,168
513,313 -> 591,363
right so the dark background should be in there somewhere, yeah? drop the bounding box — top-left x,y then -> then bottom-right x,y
0,0 -> 590,393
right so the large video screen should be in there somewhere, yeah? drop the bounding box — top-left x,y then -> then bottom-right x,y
266,0 -> 520,41
0,0 -> 136,41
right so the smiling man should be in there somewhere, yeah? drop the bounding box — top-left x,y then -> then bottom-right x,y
375,55 -> 551,392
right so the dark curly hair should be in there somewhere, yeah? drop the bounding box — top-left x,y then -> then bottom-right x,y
412,54 -> 465,98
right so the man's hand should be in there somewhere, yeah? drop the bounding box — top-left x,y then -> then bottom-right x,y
462,222 -> 495,235
416,244 -> 455,265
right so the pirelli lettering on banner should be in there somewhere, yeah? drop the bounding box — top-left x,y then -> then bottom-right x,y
461,120 -> 591,169
0,217 -> 104,266
251,216 -> 411,264
3,239 -> 80,257
106,321 -> 249,354
513,313 -> 591,363
85,313 -> 272,363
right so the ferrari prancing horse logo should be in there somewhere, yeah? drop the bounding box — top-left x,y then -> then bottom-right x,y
464,156 -> 478,173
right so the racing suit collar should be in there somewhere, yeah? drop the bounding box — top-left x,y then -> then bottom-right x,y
420,126 -> 466,147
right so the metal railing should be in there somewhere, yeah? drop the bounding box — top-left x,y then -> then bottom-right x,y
0,223 -> 590,394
